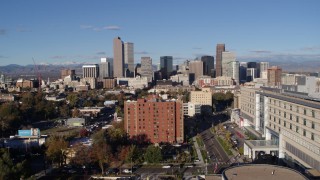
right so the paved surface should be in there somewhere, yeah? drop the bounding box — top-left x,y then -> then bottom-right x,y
200,129 -> 229,164
193,136 -> 204,165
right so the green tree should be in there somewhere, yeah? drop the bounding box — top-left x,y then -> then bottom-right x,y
126,145 -> 141,163
45,136 -> 68,167
0,149 -> 28,179
144,145 -> 162,163
0,102 -> 21,133
67,93 -> 79,108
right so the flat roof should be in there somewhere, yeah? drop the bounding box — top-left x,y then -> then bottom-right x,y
223,164 -> 307,180
245,140 -> 279,149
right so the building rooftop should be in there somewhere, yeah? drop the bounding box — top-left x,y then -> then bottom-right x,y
223,164 -> 307,180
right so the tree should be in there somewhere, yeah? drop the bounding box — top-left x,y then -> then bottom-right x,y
126,145 -> 141,163
45,136 -> 68,167
72,108 -> 80,118
92,142 -> 112,174
0,102 -> 21,133
71,144 -> 92,166
0,149 -> 28,179
67,93 -> 79,108
60,104 -> 70,118
144,145 -> 162,163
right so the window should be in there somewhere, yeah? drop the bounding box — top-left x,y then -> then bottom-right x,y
311,133 -> 314,140
296,116 -> 299,123
303,129 -> 306,136
303,119 -> 307,126
290,114 -> 292,120
296,126 -> 299,133
290,123 -> 292,130
284,121 -> 286,127
284,112 -> 286,118
290,105 -> 292,111
304,109 -> 307,115
312,110 -> 315,118
312,122 -> 315,129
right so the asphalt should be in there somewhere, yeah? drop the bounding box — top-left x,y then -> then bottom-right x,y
200,129 -> 229,164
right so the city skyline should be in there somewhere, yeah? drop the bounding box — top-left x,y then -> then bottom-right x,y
1,0 -> 320,66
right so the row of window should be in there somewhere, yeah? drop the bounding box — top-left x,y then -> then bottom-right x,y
270,99 -> 316,118
269,122 -> 315,141
270,112 -> 316,129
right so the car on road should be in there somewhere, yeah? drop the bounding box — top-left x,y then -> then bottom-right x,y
162,165 -> 172,168
186,164 -> 196,168
122,169 -> 132,173
106,168 -> 119,175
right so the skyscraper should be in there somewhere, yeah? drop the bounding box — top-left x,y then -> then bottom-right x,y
99,58 -> 110,78
222,51 -> 236,78
239,62 -> 247,83
160,56 -> 173,80
201,56 -> 215,77
113,37 -> 124,78
141,57 -> 153,82
82,64 -> 99,78
259,62 -> 269,79
267,66 -> 282,87
189,60 -> 204,80
231,61 -> 240,85
216,44 -> 225,77
124,42 -> 134,77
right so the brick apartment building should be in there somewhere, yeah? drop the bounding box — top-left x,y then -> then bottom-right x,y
124,95 -> 184,144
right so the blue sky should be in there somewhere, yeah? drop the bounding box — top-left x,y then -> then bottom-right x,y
0,0 -> 320,66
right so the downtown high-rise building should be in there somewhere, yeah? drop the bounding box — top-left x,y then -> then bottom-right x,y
222,51 -> 236,77
99,58 -> 110,78
160,56 -> 173,80
267,66 -> 282,87
216,44 -> 225,77
239,62 -> 248,83
189,60 -> 204,80
124,42 -> 134,77
82,64 -> 99,78
140,57 -> 153,82
113,37 -> 124,78
259,62 -> 270,79
201,56 -> 215,77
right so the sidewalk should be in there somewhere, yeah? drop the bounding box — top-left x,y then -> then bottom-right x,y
193,136 -> 204,165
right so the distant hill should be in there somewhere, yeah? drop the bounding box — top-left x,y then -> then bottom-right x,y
0,61 -> 319,80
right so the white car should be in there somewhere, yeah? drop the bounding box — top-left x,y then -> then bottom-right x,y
122,169 -> 132,173
162,165 -> 172,169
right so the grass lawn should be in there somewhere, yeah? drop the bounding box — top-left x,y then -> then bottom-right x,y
217,136 -> 233,156
196,136 -> 204,148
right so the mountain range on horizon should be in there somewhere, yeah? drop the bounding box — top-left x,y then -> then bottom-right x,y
0,60 -> 319,81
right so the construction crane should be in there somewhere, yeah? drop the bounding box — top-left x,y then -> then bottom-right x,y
33,58 -> 42,91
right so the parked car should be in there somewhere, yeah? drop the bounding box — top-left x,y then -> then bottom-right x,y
122,169 -> 132,173
106,168 -> 119,175
162,165 -> 172,168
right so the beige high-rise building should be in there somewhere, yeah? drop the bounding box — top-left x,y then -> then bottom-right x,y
190,88 -> 212,106
113,37 -> 124,78
189,60 -> 203,80
141,57 -> 153,82
124,42 -> 134,77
